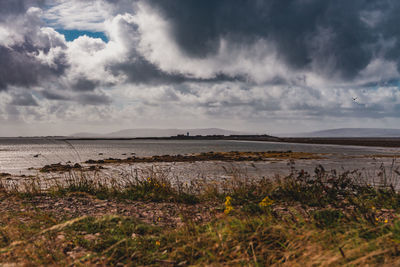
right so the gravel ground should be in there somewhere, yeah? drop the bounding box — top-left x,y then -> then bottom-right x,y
0,194 -> 220,227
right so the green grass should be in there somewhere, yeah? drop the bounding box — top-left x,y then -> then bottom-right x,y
0,207 -> 399,266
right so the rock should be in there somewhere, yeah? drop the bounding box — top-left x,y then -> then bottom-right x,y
84,234 -> 97,241
73,163 -> 82,169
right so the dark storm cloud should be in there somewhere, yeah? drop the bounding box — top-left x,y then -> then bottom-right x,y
0,44 -> 68,91
73,78 -> 99,91
6,0 -> 396,92
40,90 -> 71,100
102,0 -> 136,13
0,0 -> 44,16
377,1 -> 400,71
111,55 -> 244,85
109,56 -> 186,84
0,0 -> 69,91
146,0 -> 396,79
0,46 -> 41,90
10,91 -> 39,106
76,93 -> 112,105
39,88 -> 111,106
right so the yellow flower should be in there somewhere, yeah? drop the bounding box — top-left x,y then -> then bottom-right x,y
385,219 -> 388,224
225,196 -> 232,206
224,205 -> 233,215
375,217 -> 379,221
224,196 -> 233,215
155,240 -> 161,246
259,196 -> 274,207
371,206 -> 376,211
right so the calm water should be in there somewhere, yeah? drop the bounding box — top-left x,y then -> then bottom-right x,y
1,138 -> 400,175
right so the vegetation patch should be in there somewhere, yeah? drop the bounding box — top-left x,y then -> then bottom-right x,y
0,164 -> 400,265
84,150 -> 325,165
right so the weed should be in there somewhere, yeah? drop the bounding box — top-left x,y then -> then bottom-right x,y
313,209 -> 345,228
1,163 -> 400,265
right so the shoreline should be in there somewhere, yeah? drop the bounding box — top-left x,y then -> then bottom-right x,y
64,136 -> 400,148
278,137 -> 400,147
2,149 -> 400,185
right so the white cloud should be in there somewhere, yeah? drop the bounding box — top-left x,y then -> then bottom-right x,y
2,0 -> 400,136
44,0 -> 112,31
132,2 -> 289,83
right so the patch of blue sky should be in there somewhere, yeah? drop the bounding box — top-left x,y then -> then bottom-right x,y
56,29 -> 109,43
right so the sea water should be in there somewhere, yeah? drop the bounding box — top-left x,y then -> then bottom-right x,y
1,138 -> 399,175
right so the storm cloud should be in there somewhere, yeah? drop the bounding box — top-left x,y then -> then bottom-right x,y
2,0 -> 400,136
146,0 -> 393,80
0,5 -> 68,91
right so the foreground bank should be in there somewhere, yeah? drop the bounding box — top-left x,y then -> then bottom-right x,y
1,165 -> 400,266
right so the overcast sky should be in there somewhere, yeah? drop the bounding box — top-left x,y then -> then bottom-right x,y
1,0 -> 400,136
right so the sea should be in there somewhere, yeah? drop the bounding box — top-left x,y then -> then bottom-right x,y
1,138 -> 400,176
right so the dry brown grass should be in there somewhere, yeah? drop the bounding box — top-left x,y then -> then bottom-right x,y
0,164 -> 400,265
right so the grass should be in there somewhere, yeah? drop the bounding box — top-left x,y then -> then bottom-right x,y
1,164 -> 400,265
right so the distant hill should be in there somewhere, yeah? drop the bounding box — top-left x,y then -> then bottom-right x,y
281,128 -> 400,138
71,128 -> 251,138
70,132 -> 102,138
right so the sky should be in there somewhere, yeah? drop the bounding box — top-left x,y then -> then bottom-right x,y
1,0 -> 400,136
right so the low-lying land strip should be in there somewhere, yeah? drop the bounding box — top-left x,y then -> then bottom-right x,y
278,137 -> 400,147
66,136 -> 400,147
